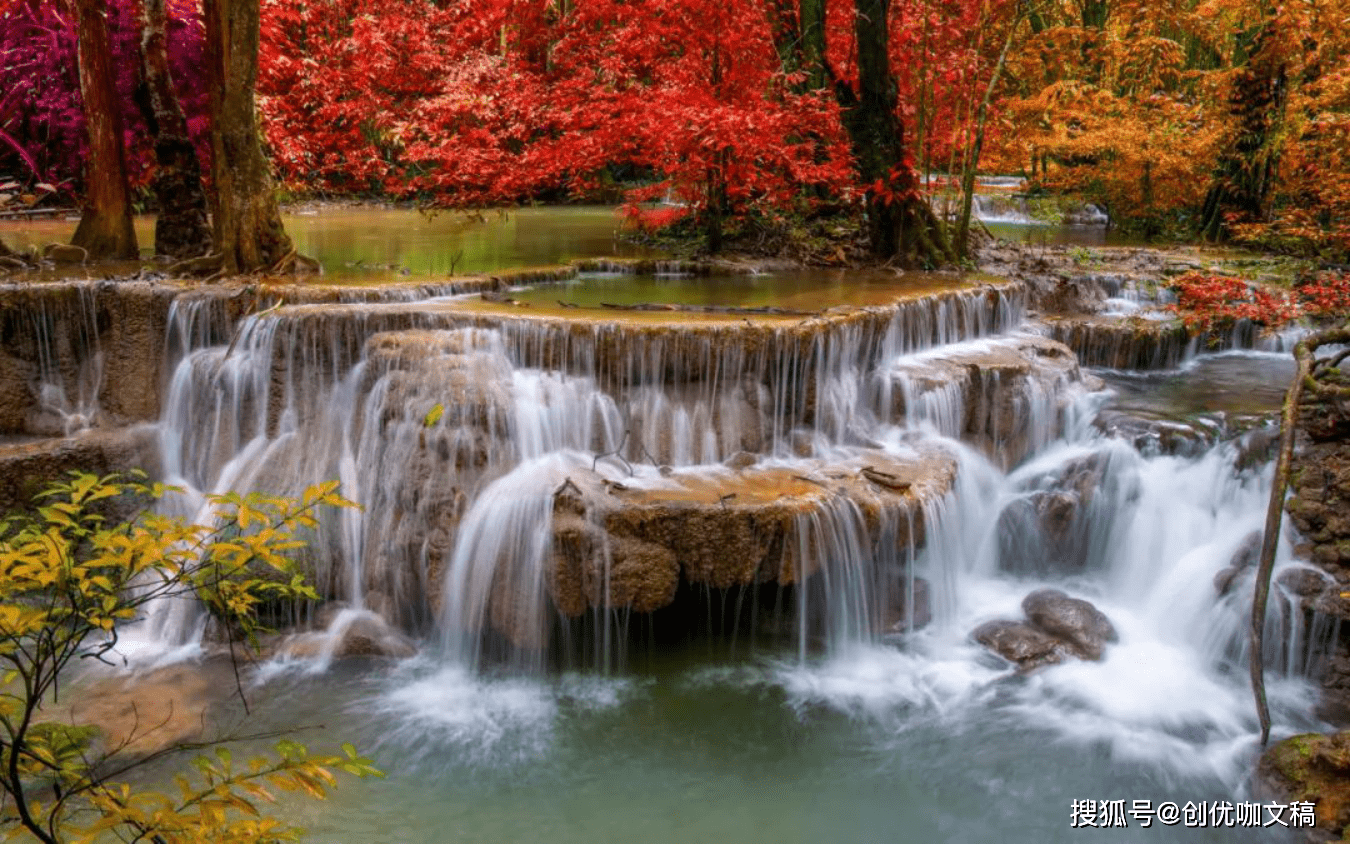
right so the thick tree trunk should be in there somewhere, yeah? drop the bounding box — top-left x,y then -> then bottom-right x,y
846,0 -> 952,265
202,0 -> 295,275
71,0 -> 138,260
138,0 -> 212,259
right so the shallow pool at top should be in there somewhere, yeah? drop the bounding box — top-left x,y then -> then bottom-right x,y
499,268 -> 978,313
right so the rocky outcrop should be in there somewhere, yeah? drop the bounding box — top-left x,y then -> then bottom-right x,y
0,426 -> 160,513
467,446 -> 961,651
885,335 -> 1101,468
1046,317 -> 1192,370
1283,397 -> 1350,720
972,588 -> 1117,669
1093,409 -> 1219,457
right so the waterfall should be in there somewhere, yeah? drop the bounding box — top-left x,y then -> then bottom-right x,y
109,264 -> 1323,754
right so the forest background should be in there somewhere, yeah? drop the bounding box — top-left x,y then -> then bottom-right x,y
1,0 -> 1348,266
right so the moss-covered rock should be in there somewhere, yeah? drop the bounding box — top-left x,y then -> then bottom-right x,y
1258,731 -> 1350,839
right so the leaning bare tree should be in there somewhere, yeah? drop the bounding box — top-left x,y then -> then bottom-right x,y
1251,325 -> 1350,743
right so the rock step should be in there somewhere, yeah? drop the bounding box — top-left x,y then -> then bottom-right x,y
481,445 -> 956,650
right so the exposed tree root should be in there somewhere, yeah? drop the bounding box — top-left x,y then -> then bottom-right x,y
169,250 -> 225,278
267,247 -> 322,276
42,243 -> 89,264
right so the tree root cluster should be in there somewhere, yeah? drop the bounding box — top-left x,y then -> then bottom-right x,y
167,247 -> 322,281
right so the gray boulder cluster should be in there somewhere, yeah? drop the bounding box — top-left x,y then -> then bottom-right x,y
972,588 -> 1118,671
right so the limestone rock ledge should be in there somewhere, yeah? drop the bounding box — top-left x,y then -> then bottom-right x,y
487,444 -> 958,650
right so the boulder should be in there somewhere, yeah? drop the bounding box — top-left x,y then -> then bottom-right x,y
1278,566 -> 1330,599
279,609 -> 417,660
1257,731 -> 1350,840
1021,588 -> 1118,660
1214,530 -> 1263,596
972,620 -> 1066,670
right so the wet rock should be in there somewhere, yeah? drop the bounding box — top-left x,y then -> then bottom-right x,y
996,452 -> 1109,576
1021,588 -> 1118,660
1213,566 -> 1246,597
1092,409 -> 1215,457
883,576 -> 931,634
972,620 -> 1067,670
1278,566 -> 1330,599
724,451 -> 758,470
1257,731 -> 1350,840
886,336 -> 1093,468
0,425 -> 160,513
1231,530 -> 1264,570
1234,425 -> 1280,472
1214,531 -> 1265,596
524,447 -> 958,651
280,609 -> 417,660
58,659 -> 237,758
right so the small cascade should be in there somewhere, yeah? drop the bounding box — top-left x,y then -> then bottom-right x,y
7,282 -> 105,435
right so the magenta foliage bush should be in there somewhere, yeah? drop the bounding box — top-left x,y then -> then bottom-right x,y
0,0 -> 209,199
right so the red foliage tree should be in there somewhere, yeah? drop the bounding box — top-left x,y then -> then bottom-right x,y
0,0 -> 209,198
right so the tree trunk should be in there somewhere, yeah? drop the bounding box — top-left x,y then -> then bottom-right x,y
799,0 -> 825,90
955,8 -> 1022,256
138,0 -> 212,259
202,0 -> 295,274
71,0 -> 138,260
845,0 -> 952,265
1201,23 -> 1287,243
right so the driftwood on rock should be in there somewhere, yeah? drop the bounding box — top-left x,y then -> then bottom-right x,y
598,301 -> 816,316
1253,326 -> 1350,744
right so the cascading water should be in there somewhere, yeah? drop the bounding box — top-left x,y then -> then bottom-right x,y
102,265 -> 1329,842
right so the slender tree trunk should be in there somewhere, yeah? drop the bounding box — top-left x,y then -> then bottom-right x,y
846,0 -> 952,265
71,0 -> 138,260
800,0 -> 825,89
202,0 -> 295,274
138,0 -> 212,259
955,8 -> 1022,256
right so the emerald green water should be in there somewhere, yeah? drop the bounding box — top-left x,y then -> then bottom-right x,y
0,206 -> 652,279
505,269 -> 973,312
199,648 -> 1295,844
